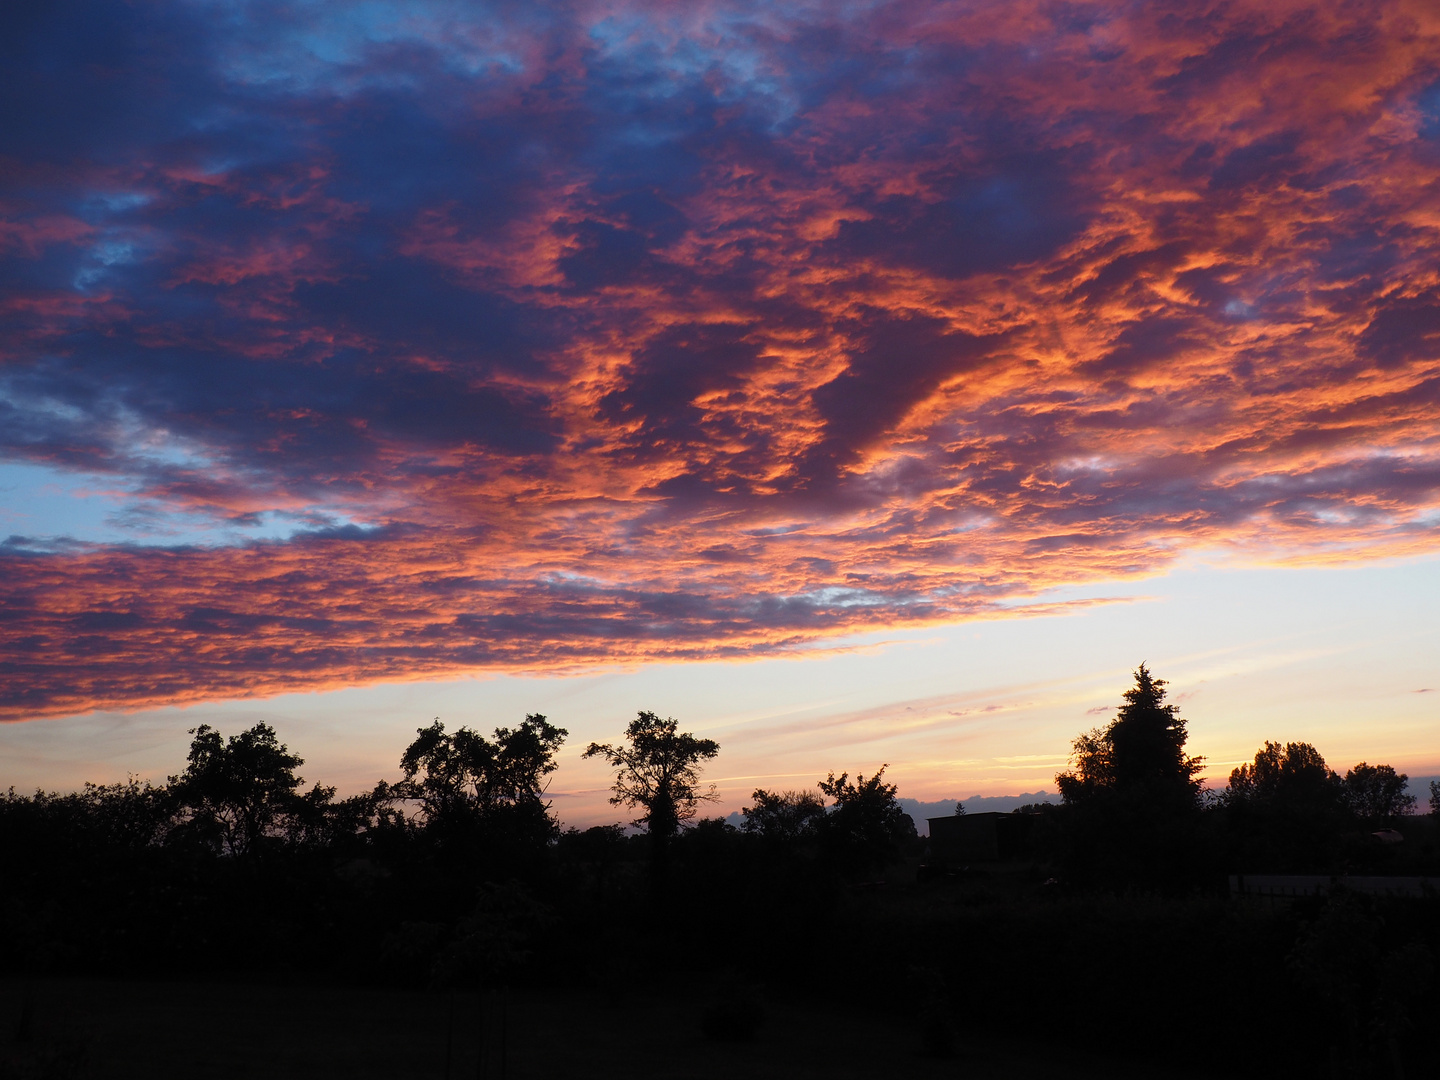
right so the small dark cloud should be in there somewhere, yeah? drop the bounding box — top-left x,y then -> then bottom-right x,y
806,313 -> 1004,478
600,322 -> 768,464
294,260 -> 554,379
1207,131 -> 1302,191
697,546 -> 751,563
1075,243 -> 1190,306
1357,291 -> 1440,370
1084,316 -> 1198,378
557,220 -> 656,291
829,152 -> 1092,281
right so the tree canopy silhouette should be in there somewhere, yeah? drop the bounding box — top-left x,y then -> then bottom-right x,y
815,766 -> 916,879
3,691 -> 1438,1078
1057,663 -> 1203,808
169,722 -> 324,857
1226,741 -> 1338,809
740,788 -> 826,846
1342,763 -> 1415,824
1223,741 -> 1353,871
395,715 -> 568,863
1053,665 -> 1206,886
397,715 -> 567,819
583,712 -> 719,844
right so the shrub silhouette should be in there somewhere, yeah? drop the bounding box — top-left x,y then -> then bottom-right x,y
815,765 -> 916,879
741,788 -> 826,848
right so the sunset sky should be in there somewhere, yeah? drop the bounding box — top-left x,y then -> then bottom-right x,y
3,0 -> 1439,825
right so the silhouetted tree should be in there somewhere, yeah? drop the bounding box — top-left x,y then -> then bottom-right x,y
169,723 -> 318,857
399,716 -> 566,817
1057,664 -> 1203,808
285,782 -> 404,852
1342,763 -> 1415,823
75,777 -> 174,849
556,823 -> 636,898
583,712 -> 719,838
396,715 -> 567,864
0,778 -> 172,876
1226,741 -> 1338,807
1223,741 -> 1349,871
429,881 -> 555,988
1431,780 -> 1440,816
741,788 -> 826,846
1054,665 -> 1205,886
816,766 -> 916,879
583,712 -> 718,869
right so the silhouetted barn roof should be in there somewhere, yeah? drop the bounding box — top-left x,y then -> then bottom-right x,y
927,812 -> 1035,863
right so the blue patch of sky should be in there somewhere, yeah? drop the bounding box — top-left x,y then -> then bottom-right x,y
800,586 -> 889,607
73,234 -> 142,291
743,522 -> 811,536
187,0 -> 820,136
194,0 -> 532,93
80,191 -> 153,216
1418,79 -> 1440,140
587,10 -> 800,130
0,459 -> 356,548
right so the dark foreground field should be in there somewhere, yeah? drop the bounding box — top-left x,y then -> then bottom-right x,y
6,708 -> 1436,1079
0,976 -> 1191,1080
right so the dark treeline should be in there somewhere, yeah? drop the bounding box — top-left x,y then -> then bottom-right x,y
3,668 -> 1438,1077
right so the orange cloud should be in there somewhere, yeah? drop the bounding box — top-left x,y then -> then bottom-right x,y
2,0 -> 1440,717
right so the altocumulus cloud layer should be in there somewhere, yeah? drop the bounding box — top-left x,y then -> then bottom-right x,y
3,0 -> 1440,718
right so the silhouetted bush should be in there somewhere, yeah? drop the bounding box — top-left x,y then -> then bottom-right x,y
815,766 -> 916,880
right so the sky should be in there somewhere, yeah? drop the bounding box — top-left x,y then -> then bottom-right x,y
2,0 -> 1439,825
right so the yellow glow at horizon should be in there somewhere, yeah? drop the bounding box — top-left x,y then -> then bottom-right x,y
0,554 -> 1435,826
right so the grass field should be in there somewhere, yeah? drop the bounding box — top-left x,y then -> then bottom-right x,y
0,975 -> 1196,1079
